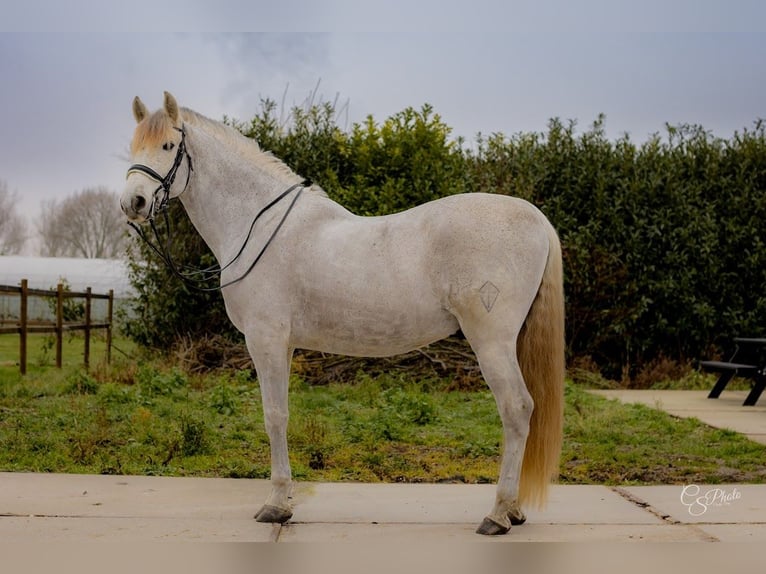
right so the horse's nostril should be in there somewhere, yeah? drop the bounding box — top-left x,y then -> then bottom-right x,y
132,195 -> 147,212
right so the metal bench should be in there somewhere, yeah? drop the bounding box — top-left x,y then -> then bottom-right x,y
700,338 -> 766,406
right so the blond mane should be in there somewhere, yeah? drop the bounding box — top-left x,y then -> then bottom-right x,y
131,107 -> 314,190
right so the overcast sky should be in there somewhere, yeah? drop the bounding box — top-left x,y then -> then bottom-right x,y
2,1 -> 766,232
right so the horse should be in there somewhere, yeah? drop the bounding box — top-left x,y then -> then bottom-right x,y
120,92 -> 565,535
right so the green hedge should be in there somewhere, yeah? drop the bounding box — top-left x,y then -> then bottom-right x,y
468,117 -> 766,377
124,100 -> 766,380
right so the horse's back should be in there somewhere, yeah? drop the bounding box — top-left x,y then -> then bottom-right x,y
420,193 -> 550,248
305,192 -> 551,299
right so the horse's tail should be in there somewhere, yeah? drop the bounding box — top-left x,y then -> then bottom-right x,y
517,221 -> 565,509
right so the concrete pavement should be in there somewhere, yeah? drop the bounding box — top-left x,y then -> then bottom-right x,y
1,472 -> 764,542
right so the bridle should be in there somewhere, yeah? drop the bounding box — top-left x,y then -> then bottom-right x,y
125,124 -> 307,292
126,126 -> 194,218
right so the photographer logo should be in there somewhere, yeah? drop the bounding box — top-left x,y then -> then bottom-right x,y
680,484 -> 741,516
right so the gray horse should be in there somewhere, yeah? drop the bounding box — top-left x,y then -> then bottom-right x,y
120,92 -> 565,535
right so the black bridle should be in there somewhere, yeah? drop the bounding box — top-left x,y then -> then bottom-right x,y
126,125 -> 307,292
126,126 -> 194,217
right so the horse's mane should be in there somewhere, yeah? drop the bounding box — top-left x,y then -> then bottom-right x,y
132,106 -> 320,192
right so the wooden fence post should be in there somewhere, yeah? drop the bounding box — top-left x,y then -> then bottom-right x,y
84,287 -> 92,369
20,279 -> 28,375
107,289 -> 114,364
56,283 -> 63,369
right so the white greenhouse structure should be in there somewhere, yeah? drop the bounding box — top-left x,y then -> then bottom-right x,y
0,256 -> 135,323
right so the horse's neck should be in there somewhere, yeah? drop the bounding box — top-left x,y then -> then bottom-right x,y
179,128 -> 304,266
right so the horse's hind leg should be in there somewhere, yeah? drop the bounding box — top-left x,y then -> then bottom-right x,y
470,337 -> 533,535
246,336 -> 294,523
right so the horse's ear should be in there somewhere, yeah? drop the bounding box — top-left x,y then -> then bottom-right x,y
132,96 -> 148,123
163,91 -> 179,123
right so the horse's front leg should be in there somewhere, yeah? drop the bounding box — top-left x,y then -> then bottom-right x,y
247,336 -> 295,524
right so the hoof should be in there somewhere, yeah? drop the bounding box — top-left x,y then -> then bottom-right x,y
509,508 -> 527,526
254,504 -> 293,523
476,516 -> 511,536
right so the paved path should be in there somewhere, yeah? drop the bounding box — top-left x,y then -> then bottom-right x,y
1,472 -> 763,542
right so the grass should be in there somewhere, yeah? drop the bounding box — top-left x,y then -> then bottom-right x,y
0,357 -> 764,485
0,332 -> 137,382
562,385 -> 766,484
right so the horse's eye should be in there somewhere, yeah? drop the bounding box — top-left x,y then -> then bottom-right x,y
162,142 -> 175,151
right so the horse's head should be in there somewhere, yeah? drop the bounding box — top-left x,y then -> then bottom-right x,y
120,91 -> 192,222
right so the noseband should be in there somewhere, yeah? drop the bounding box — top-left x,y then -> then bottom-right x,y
125,125 -> 308,292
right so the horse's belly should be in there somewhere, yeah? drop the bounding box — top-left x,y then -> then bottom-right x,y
291,305 -> 460,357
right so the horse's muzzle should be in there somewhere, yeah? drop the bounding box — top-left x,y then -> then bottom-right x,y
120,190 -> 150,223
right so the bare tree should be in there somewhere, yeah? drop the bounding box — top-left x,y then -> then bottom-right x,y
0,179 -> 27,255
37,187 -> 128,258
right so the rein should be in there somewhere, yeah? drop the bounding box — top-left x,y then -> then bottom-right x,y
126,125 -> 308,292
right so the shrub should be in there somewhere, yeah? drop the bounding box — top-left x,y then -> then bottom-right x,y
208,383 -> 240,416
62,371 -> 99,395
123,93 -> 766,383
136,365 -> 188,397
179,415 -> 208,456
